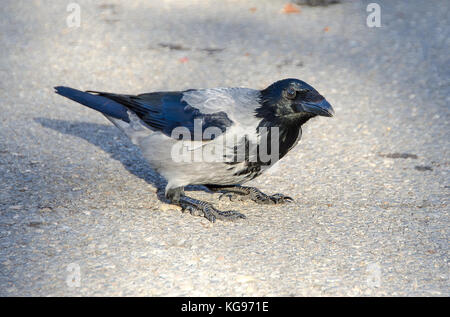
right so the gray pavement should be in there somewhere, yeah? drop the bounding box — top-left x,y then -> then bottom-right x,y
0,0 -> 448,296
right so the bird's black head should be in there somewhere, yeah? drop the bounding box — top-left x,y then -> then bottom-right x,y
258,78 -> 334,124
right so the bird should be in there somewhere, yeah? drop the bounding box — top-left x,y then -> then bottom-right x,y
54,78 -> 334,222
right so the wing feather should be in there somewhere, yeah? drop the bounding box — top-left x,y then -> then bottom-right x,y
89,88 -> 262,142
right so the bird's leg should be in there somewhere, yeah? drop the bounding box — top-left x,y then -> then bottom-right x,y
166,187 -> 246,223
207,185 -> 294,205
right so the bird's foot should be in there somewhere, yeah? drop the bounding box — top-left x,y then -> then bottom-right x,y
245,188 -> 294,205
179,196 -> 246,223
211,185 -> 294,205
262,192 -> 295,204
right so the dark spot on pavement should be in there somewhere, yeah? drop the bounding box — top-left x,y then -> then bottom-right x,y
415,165 -> 433,171
200,47 -> 225,55
157,44 -> 224,55
277,58 -> 304,69
378,153 -> 418,159
158,43 -> 190,51
27,221 -> 44,228
99,3 -> 120,24
295,0 -> 340,6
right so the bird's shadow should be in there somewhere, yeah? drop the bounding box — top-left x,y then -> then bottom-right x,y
35,117 -> 210,202
34,117 -> 173,201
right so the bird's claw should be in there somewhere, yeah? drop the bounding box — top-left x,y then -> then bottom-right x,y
214,186 -> 294,205
249,191 -> 294,205
269,193 -> 294,204
181,201 -> 246,222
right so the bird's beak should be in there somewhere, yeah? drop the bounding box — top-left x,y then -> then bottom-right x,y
301,99 -> 334,117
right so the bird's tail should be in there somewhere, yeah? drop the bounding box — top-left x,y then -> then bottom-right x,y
54,86 -> 130,122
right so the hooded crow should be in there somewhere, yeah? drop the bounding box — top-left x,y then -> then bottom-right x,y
54,78 -> 334,222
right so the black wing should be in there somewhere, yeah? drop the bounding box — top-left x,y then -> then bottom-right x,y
88,90 -> 233,140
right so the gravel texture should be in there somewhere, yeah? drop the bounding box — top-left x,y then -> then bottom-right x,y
0,0 -> 448,296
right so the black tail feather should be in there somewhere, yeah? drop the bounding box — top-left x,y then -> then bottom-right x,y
54,86 -> 130,122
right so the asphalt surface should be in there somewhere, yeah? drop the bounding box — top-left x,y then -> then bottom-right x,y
0,0 -> 448,296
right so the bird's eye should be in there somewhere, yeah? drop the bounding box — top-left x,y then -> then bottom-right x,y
286,88 -> 297,100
